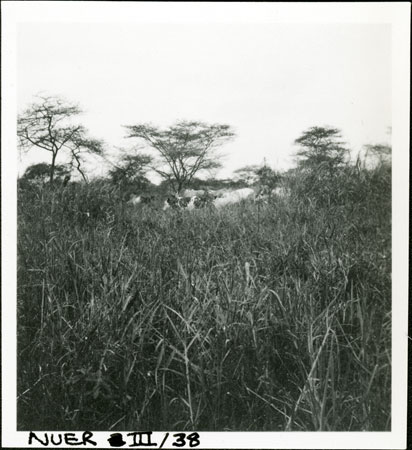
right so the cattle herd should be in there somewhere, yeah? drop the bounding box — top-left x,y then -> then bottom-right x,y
127,186 -> 286,210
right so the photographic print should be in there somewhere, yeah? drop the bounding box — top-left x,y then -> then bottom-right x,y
2,2 -> 409,449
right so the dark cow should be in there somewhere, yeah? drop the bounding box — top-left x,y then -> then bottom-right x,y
163,190 -> 219,211
163,195 -> 192,210
141,195 -> 155,204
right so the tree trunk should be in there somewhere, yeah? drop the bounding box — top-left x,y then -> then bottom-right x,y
72,152 -> 88,183
50,151 -> 57,183
177,180 -> 183,194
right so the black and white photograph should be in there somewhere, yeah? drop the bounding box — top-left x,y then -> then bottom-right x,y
2,2 -> 409,448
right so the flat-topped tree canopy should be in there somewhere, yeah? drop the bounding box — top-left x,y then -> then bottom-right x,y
294,126 -> 349,171
124,120 -> 235,193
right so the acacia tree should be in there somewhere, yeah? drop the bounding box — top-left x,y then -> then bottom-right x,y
294,126 -> 351,205
64,130 -> 105,182
233,165 -> 260,185
108,151 -> 153,190
124,121 -> 235,193
255,165 -> 281,192
294,126 -> 349,171
17,95 -> 104,183
364,144 -> 391,166
233,164 -> 281,195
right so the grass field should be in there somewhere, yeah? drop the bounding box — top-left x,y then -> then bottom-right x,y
17,163 -> 391,431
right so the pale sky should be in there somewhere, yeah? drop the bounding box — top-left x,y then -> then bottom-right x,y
17,21 -> 391,179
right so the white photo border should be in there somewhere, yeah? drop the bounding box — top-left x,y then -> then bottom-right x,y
2,2 -> 409,448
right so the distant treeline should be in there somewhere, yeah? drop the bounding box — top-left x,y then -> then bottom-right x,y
18,95 -> 391,196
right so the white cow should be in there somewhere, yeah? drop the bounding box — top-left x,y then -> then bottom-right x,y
271,186 -> 289,197
128,195 -> 142,205
128,194 -> 157,205
163,189 -> 255,211
187,196 -> 197,210
213,188 -> 255,208
182,189 -> 205,197
209,188 -> 231,198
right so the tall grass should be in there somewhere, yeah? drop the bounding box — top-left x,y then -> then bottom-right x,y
17,163 -> 391,431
